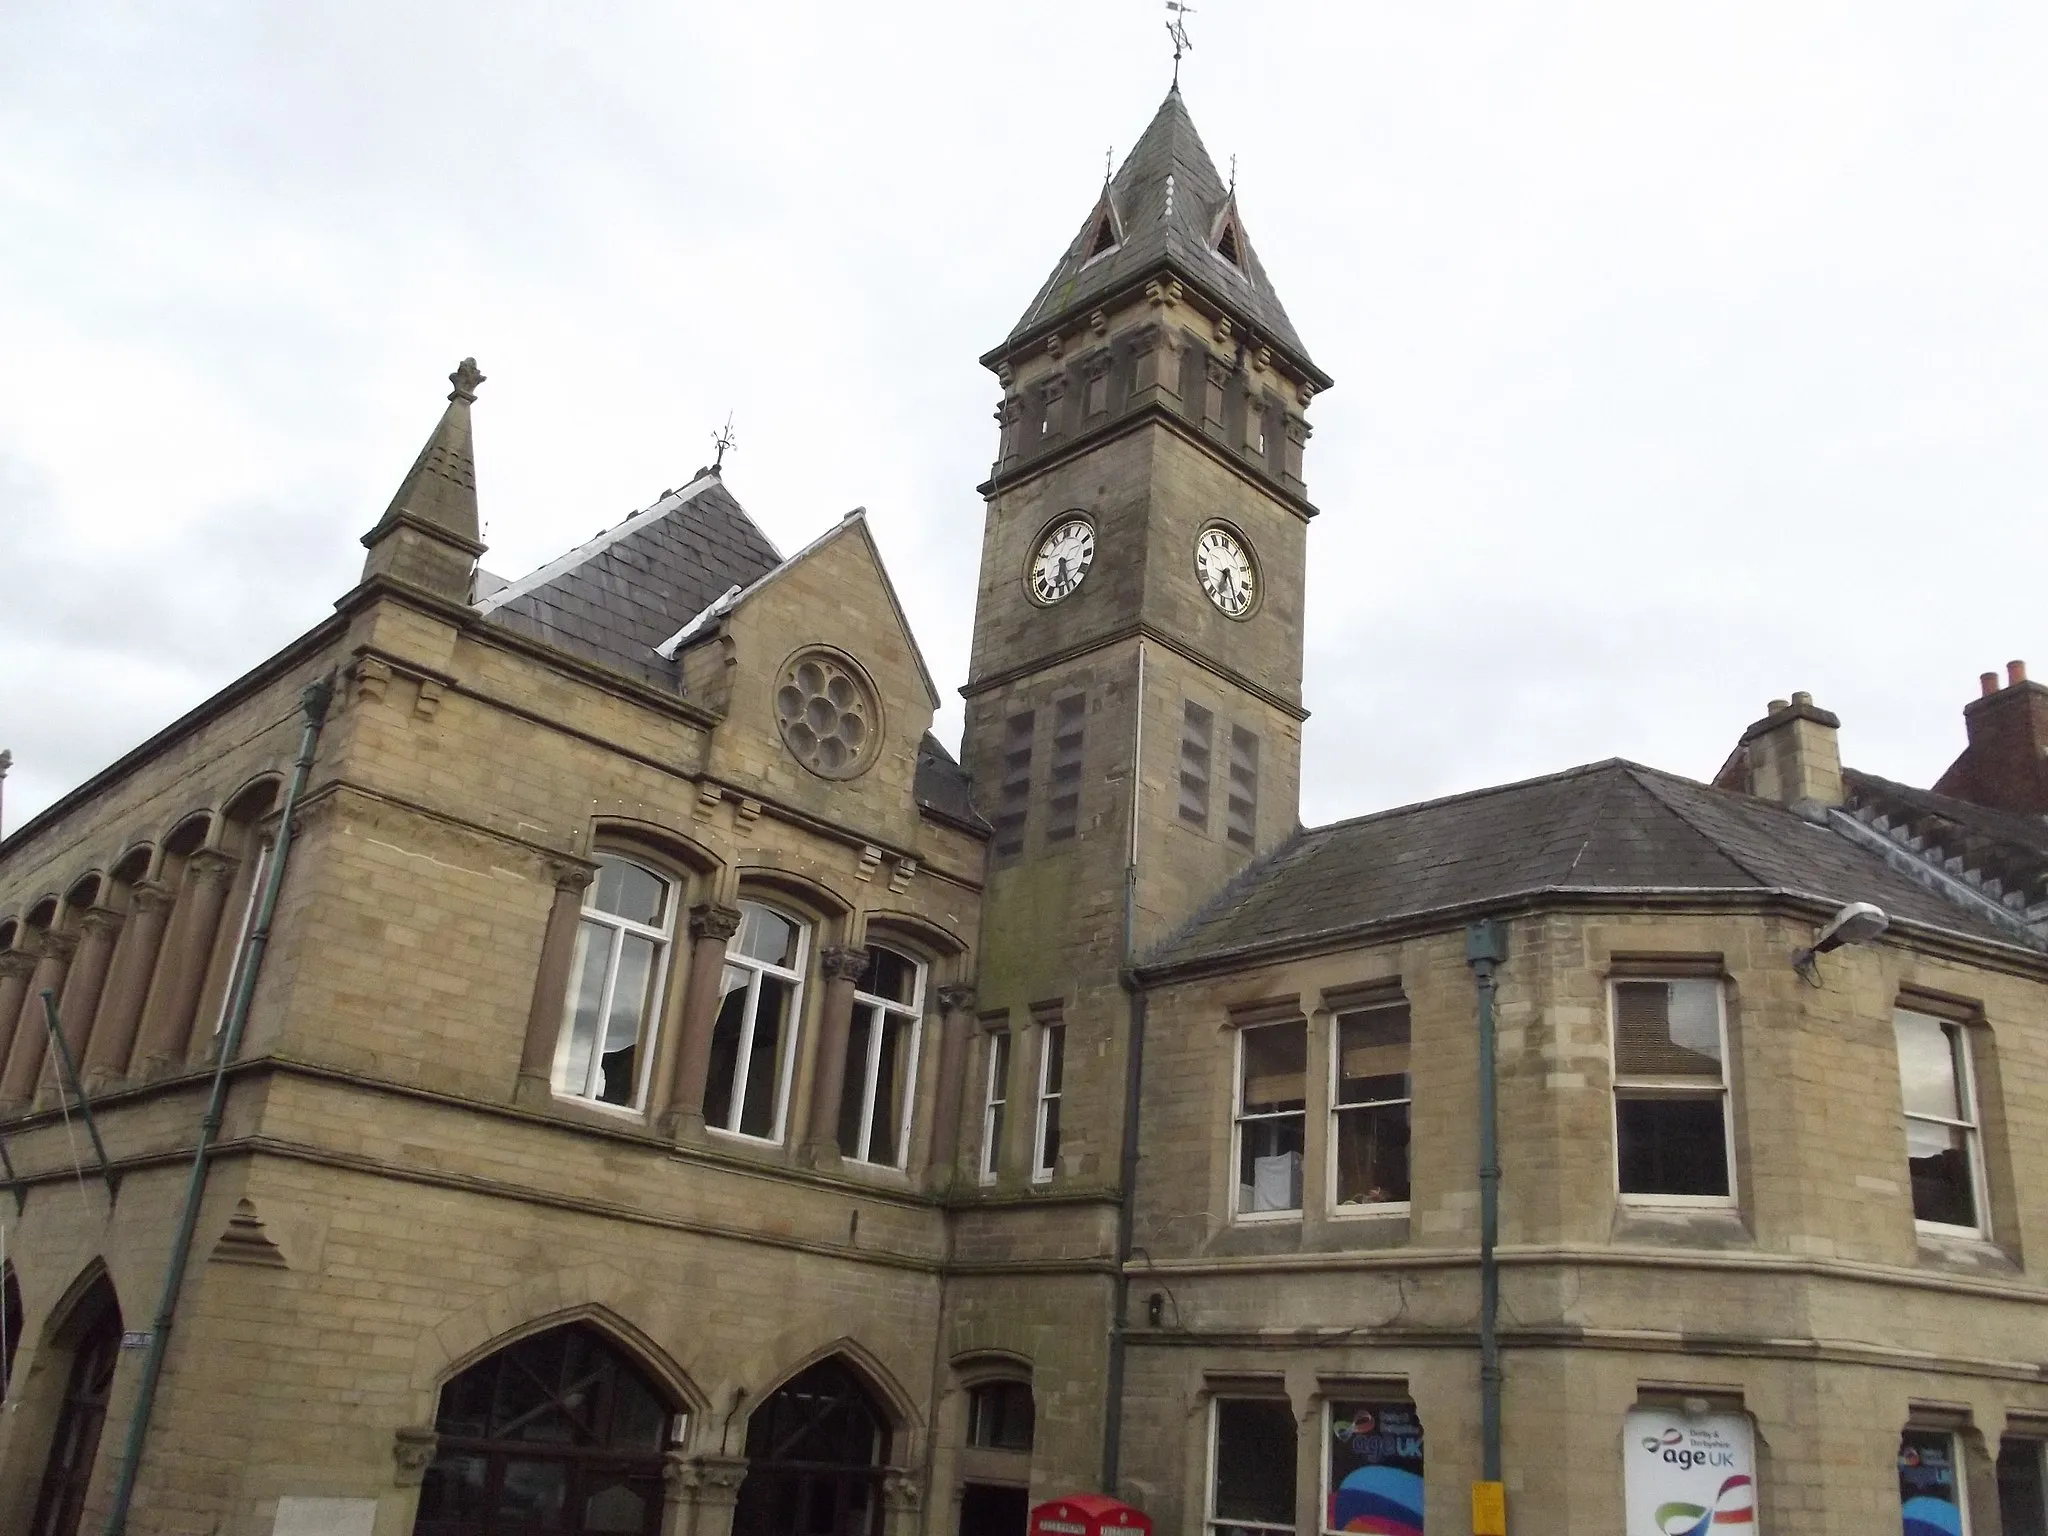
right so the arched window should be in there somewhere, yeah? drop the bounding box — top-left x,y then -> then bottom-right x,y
734,1359 -> 890,1536
705,902 -> 809,1141
555,857 -> 676,1108
838,945 -> 926,1168
29,1277 -> 121,1536
966,1381 -> 1033,1451
413,1323 -> 674,1536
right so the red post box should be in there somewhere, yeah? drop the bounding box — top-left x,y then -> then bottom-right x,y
1028,1494 -> 1152,1536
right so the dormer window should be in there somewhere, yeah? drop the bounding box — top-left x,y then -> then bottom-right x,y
1216,221 -> 1242,267
1088,213 -> 1118,258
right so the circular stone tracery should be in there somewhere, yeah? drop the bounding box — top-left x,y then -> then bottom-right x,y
775,651 -> 879,778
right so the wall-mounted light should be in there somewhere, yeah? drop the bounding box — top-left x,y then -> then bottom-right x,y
1146,1291 -> 1165,1327
1792,901 -> 1889,986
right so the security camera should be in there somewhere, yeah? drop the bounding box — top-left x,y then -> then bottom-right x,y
1792,901 -> 1889,985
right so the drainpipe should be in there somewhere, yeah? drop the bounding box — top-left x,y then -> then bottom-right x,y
103,676 -> 332,1536
1101,642 -> 1149,1494
1465,917 -> 1509,1532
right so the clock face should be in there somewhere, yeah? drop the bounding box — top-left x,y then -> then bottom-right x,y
1195,526 -> 1256,617
1029,517 -> 1096,605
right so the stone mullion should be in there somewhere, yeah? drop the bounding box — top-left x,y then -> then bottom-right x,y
132,848 -> 239,1076
661,904 -> 744,1141
38,908 -> 123,1104
925,984 -> 979,1189
0,932 -> 79,1106
80,880 -> 173,1088
801,946 -> 870,1165
512,861 -> 597,1109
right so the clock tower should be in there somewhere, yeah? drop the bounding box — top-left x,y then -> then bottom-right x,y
958,84 -> 1330,1189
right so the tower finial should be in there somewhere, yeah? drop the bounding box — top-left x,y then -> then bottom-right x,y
448,357 -> 484,403
1165,1 -> 1194,87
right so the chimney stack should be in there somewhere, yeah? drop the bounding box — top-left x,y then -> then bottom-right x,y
1728,691 -> 1843,817
1933,661 -> 2048,815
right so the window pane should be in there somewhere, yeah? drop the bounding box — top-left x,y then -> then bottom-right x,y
969,1382 -> 1035,1451
499,1458 -> 570,1525
862,946 -> 918,1005
1336,1008 -> 1409,1106
582,1473 -> 658,1534
1896,1012 -> 1966,1122
1213,1399 -> 1297,1526
703,968 -> 749,1130
1905,1119 -> 1978,1228
417,1453 -> 489,1521
1335,1101 -> 1410,1207
1617,1095 -> 1729,1197
839,1006 -> 875,1157
590,858 -> 667,927
1039,1098 -> 1061,1171
740,974 -> 794,1137
1996,1439 -> 2047,1536
597,933 -> 658,1105
1241,1023 -> 1307,1114
559,922 -> 610,1095
869,1015 -> 909,1166
1043,1023 -> 1065,1093
1326,1401 -> 1424,1536
1239,1115 -> 1305,1213
1899,1430 -> 1965,1531
735,903 -> 801,968
1614,980 -> 1722,1079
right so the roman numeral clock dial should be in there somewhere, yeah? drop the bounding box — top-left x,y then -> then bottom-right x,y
1029,516 -> 1096,604
1196,525 -> 1256,617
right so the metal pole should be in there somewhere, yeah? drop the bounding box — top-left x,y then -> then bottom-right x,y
102,677 -> 331,1536
39,989 -> 119,1206
1465,917 -> 1509,1526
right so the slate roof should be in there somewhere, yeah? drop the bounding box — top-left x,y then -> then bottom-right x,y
478,471 -> 783,687
1842,768 -> 2048,916
1145,759 -> 2046,971
1004,87 -> 1323,381
915,734 -> 984,831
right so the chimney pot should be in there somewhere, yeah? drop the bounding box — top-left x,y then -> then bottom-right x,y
1768,699 -> 1790,715
2009,659 -> 2028,687
1791,691 -> 1813,708
1981,672 -> 2001,697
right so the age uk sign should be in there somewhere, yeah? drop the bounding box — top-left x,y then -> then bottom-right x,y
1622,1408 -> 1759,1536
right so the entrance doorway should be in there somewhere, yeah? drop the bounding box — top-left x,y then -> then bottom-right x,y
958,1483 -> 1028,1536
411,1323 -> 672,1536
28,1277 -> 122,1536
733,1358 -> 891,1536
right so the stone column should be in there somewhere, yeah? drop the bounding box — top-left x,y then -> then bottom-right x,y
661,904 -> 743,1142
881,1467 -> 925,1536
800,945 -> 870,1166
37,907 -> 123,1105
81,880 -> 173,1089
925,985 -> 978,1190
661,1452 -> 750,1536
0,932 -> 79,1106
512,861 -> 596,1110
131,848 -> 238,1077
0,949 -> 38,1088
1282,412 -> 1310,490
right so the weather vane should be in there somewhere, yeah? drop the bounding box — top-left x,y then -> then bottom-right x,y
712,412 -> 737,470
1166,2 -> 1194,86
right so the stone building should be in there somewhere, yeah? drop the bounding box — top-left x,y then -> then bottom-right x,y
1,85 -> 2046,1536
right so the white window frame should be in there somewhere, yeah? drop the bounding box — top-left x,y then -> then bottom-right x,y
705,900 -> 809,1144
841,946 -> 925,1169
1900,1426 -> 1974,1536
1206,1396 -> 1299,1536
552,855 -> 675,1113
212,838 -> 273,1036
1233,1020 -> 1307,1223
1328,1005 -> 1411,1220
1895,1008 -> 1989,1239
980,1030 -> 1011,1185
1031,1021 -> 1065,1184
1319,1397 -> 1423,1536
1608,977 -> 1738,1208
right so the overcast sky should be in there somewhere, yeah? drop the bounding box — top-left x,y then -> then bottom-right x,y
3,4 -> 2043,835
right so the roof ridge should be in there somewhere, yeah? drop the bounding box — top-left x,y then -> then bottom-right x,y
474,470 -> 727,616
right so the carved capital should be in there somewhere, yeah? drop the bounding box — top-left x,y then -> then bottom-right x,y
1080,349 -> 1113,380
78,906 -> 126,939
1284,413 -> 1310,446
1040,373 -> 1069,401
393,1424 -> 438,1486
881,1468 -> 925,1513
183,847 -> 240,887
129,879 -> 176,915
936,984 -> 978,1016
688,903 -> 743,944
0,950 -> 38,981
664,1451 -> 750,1503
819,945 -> 868,984
1203,354 -> 1233,387
37,930 -> 80,965
548,858 -> 597,895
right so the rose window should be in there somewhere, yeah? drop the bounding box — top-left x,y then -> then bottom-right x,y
775,652 -> 878,778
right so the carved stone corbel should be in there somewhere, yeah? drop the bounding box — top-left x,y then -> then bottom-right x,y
393,1424 -> 438,1486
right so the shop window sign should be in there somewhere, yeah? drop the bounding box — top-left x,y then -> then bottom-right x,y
1325,1400 -> 1423,1536
1621,1408 -> 1758,1535
1898,1430 -> 1965,1536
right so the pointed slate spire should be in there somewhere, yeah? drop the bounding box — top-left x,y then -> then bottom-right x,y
1003,88 -> 1324,382
360,358 -> 488,602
